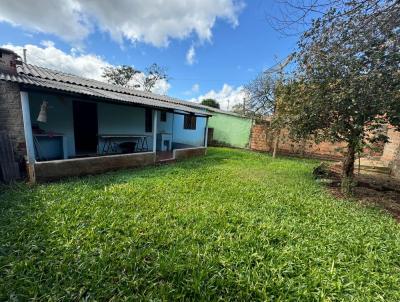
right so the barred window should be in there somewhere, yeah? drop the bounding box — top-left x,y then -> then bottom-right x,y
184,114 -> 196,130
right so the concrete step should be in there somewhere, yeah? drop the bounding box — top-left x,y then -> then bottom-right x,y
156,158 -> 176,165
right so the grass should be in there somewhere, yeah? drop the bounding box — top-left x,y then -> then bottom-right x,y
1,147 -> 400,301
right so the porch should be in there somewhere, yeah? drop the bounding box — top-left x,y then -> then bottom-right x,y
21,90 -> 209,182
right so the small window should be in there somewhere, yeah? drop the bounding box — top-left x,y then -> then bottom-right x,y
160,111 -> 167,122
145,108 -> 152,132
184,114 -> 196,130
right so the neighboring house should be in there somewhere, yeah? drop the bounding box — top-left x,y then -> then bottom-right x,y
0,48 -> 211,183
170,101 -> 254,149
206,110 -> 253,148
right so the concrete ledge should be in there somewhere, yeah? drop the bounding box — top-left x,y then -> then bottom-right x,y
32,152 -> 155,182
173,147 -> 207,160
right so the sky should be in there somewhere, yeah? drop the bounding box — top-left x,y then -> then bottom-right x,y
0,0 -> 299,110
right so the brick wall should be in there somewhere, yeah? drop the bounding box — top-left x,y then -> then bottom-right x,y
250,123 -> 400,164
251,123 -> 400,177
385,126 -> 400,179
250,124 -> 345,159
250,124 -> 367,160
0,81 -> 26,162
381,126 -> 400,163
250,124 -> 273,152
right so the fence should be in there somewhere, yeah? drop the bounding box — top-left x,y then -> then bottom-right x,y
0,131 -> 20,183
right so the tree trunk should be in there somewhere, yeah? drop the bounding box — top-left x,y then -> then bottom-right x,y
272,129 -> 281,158
341,143 -> 356,195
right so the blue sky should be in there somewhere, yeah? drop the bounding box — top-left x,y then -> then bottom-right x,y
0,0 -> 298,109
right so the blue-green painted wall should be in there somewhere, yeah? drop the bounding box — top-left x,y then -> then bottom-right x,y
28,91 -> 206,159
172,113 -> 207,147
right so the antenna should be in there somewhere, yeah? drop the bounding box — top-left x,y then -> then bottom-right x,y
23,48 -> 27,63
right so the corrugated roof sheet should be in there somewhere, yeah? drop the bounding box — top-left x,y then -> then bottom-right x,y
167,99 -> 246,117
0,63 -> 211,116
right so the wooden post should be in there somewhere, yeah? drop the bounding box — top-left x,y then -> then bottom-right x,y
20,91 -> 35,164
152,109 -> 157,153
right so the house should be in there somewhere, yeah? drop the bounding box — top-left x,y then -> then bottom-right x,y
0,48 -> 211,183
168,101 -> 253,149
206,109 -> 253,148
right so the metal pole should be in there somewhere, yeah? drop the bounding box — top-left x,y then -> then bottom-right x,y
204,117 -> 209,148
152,109 -> 157,153
23,48 -> 27,63
171,111 -> 175,150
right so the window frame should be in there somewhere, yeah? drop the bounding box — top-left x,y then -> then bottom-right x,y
184,114 -> 196,130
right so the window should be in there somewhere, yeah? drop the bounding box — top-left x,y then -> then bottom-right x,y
184,114 -> 196,130
145,108 -> 152,132
160,111 -> 167,122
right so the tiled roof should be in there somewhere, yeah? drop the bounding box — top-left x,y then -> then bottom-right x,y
0,63 -> 211,116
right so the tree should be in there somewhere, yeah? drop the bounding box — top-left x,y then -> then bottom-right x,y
136,63 -> 169,92
201,98 -> 220,109
102,63 -> 169,93
236,72 -> 277,118
238,56 -> 293,157
102,65 -> 140,87
269,0 -> 398,36
278,0 -> 400,194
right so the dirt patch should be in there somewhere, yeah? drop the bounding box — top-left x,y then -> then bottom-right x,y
315,162 -> 400,221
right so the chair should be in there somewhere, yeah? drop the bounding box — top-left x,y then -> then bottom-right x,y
119,142 -> 137,153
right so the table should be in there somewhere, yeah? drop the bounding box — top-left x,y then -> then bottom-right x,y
33,133 -> 68,160
98,134 -> 150,154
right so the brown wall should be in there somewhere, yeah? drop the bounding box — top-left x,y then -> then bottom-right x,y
250,124 -> 346,160
385,126 -> 400,179
32,147 -> 208,182
0,82 -> 26,161
250,123 -> 400,161
250,124 -> 274,153
391,150 -> 400,179
381,127 -> 400,163
32,152 -> 156,182
173,147 -> 207,160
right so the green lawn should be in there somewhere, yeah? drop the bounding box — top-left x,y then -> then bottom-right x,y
1,148 -> 400,301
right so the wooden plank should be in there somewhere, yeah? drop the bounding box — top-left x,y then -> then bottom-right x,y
0,131 -> 20,183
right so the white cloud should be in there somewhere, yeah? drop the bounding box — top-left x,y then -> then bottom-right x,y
152,79 -> 171,95
0,1 -> 90,43
186,45 -> 196,65
2,42 -> 170,94
190,83 -> 245,110
0,0 -> 244,47
191,83 -> 200,93
2,42 -> 110,80
183,83 -> 200,95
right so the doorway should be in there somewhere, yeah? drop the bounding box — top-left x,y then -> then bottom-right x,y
73,101 -> 98,155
